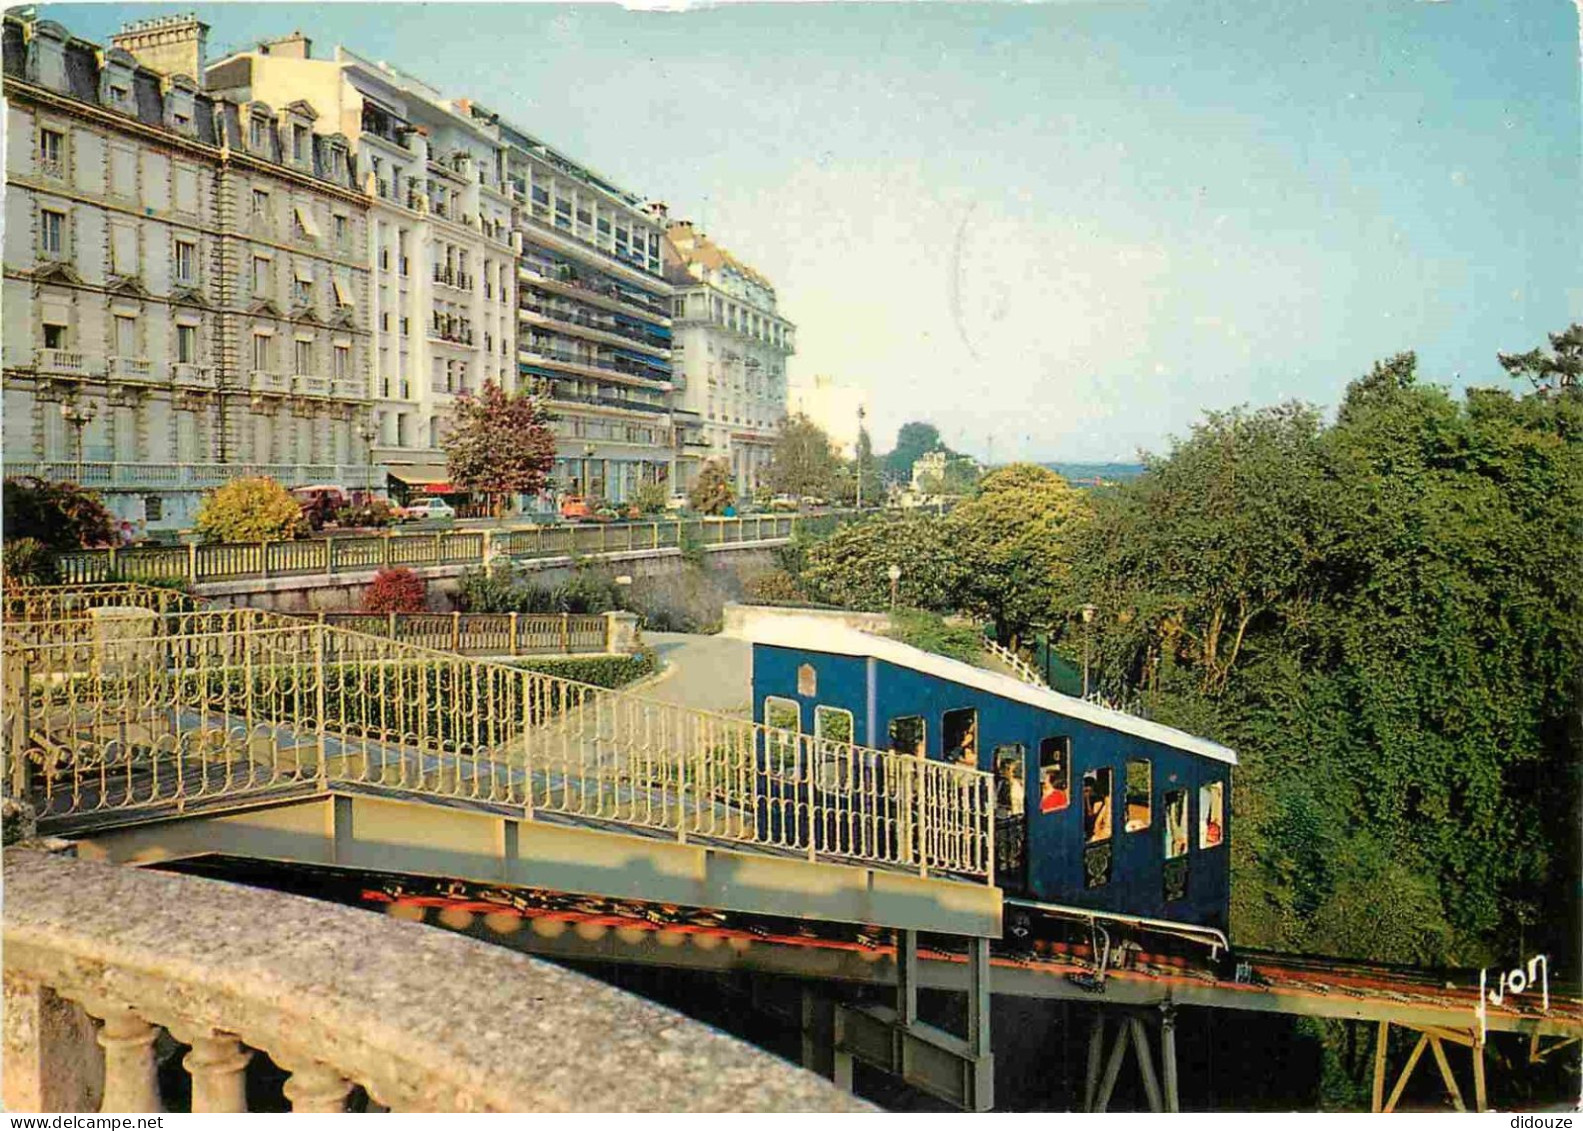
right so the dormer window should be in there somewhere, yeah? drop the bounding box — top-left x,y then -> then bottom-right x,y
329,148 -> 346,179
249,118 -> 266,151
292,125 -> 308,163
109,84 -> 130,109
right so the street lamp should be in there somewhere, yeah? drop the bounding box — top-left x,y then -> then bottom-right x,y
887,562 -> 901,610
582,443 -> 597,501
59,400 -> 98,484
1079,603 -> 1098,698
855,404 -> 867,511
358,421 -> 378,498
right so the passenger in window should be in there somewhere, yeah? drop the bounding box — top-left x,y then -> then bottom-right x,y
943,709 -> 977,768
1164,790 -> 1189,858
994,755 -> 1024,815
1082,771 -> 1112,842
1039,737 -> 1069,812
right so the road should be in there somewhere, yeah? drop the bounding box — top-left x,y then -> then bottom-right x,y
643,631 -> 754,717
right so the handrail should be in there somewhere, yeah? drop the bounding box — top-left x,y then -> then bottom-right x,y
2,848 -> 865,1113
983,638 -> 1049,689
2,591 -> 994,882
47,514 -> 830,586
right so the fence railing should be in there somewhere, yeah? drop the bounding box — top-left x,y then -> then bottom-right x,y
50,515 -> 812,587
315,612 -> 614,656
2,603 -> 992,883
983,637 -> 1049,689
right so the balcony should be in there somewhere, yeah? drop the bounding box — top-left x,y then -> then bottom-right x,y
293,374 -> 331,397
34,349 -> 100,377
106,356 -> 156,384
432,267 -> 475,292
39,156 -> 65,179
429,319 -> 475,347
520,342 -> 669,386
249,370 -> 290,395
518,298 -> 670,357
544,385 -> 670,416
517,264 -> 670,324
172,363 -> 218,389
332,378 -> 365,400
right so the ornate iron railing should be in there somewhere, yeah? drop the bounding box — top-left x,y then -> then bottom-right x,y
48,515 -> 811,586
315,612 -> 611,655
2,596 -> 992,883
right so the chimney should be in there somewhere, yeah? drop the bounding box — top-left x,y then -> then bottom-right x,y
259,30 -> 312,59
110,12 -> 209,81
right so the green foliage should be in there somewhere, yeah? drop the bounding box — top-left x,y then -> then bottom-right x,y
946,463 -> 1091,642
195,477 -> 307,544
882,421 -> 960,483
2,538 -> 59,585
799,511 -> 965,612
885,609 -> 985,665
689,460 -> 736,516
917,455 -> 981,496
743,568 -> 808,604
363,567 -> 427,613
336,499 -> 399,528
3,476 -> 115,552
630,480 -> 668,516
553,565 -> 624,614
1498,321 -> 1581,396
507,648 -> 657,689
766,414 -> 843,498
457,564 -> 556,614
1064,340 -> 1583,965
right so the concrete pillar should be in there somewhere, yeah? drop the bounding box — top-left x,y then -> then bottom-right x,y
604,610 -> 640,654
2,975 -> 104,1113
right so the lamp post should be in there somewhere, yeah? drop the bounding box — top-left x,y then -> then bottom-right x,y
855,404 -> 867,511
59,399 -> 98,484
887,563 -> 901,611
583,443 -> 597,501
1080,603 -> 1098,698
358,421 -> 378,499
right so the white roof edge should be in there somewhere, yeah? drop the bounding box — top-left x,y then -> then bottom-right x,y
741,617 -> 1238,766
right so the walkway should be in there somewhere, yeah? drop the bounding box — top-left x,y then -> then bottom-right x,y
645,632 -> 754,717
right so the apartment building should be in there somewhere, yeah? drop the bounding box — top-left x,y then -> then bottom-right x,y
662,221 -> 794,495
788,374 -> 871,460
454,103 -> 675,506
1,14 -> 373,530
206,36 -> 515,491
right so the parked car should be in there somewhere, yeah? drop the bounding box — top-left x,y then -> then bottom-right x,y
768,494 -> 800,512
402,498 -> 456,522
559,496 -> 627,523
291,484 -> 351,531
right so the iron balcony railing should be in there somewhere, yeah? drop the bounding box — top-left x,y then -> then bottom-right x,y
48,515 -> 809,586
1,597 -> 993,883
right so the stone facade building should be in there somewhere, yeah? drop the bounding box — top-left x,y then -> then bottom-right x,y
1,13 -> 373,529
663,221 -> 794,495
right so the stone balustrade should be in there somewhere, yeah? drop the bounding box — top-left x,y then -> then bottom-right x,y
3,849 -> 868,1113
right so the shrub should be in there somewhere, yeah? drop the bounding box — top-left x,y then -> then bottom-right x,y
363,567 -> 427,613
506,648 -> 657,689
457,564 -> 556,613
743,568 -> 807,604
335,499 -> 399,529
885,608 -> 985,664
2,477 -> 115,551
631,480 -> 668,516
688,460 -> 736,516
553,565 -> 623,614
2,538 -> 59,585
195,478 -> 307,544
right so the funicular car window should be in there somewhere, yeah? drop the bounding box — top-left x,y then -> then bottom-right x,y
1125,758 -> 1152,832
1082,766 -> 1114,889
942,708 -> 978,768
764,696 -> 800,775
814,705 -> 854,790
1038,736 -> 1070,812
993,745 -> 1026,815
889,715 -> 925,757
1163,787 -> 1190,902
1199,780 -> 1225,849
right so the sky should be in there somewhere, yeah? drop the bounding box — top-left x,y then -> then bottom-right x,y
45,0 -> 1583,462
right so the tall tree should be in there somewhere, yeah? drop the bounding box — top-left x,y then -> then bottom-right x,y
766,413 -> 842,498
444,381 -> 557,517
1498,322 -> 1582,396
689,459 -> 736,515
882,421 -> 953,482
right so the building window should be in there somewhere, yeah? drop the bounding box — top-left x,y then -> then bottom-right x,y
1038,737 -> 1070,813
252,333 -> 272,372
39,127 -> 64,175
764,696 -> 800,774
380,312 -> 390,332
144,496 -> 164,521
42,323 -> 67,350
330,148 -> 345,179
293,277 -> 312,307
292,124 -> 308,162
252,188 -> 270,218
1199,781 -> 1225,849
249,117 -> 266,150
252,256 -> 271,295
942,708 -> 977,768
108,84 -> 130,109
1124,759 -> 1151,832
333,345 -> 350,380
399,316 -> 409,337
295,339 -> 314,376
114,315 -> 137,358
177,324 -> 197,364
334,214 -> 349,244
174,240 -> 196,284
40,209 -> 65,256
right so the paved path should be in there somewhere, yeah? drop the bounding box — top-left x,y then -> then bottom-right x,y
643,632 -> 753,717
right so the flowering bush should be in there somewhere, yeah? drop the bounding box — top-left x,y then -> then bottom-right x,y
363,567 -> 427,613
195,478 -> 306,544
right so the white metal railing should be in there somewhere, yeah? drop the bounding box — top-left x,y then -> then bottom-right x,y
984,637 -> 1049,689
1,607 -> 993,882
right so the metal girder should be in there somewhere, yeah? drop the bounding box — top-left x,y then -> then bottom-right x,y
834,1003 -> 994,1112
69,790 -> 1003,938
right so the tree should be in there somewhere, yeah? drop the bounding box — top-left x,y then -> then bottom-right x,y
947,463 -> 1090,642
1498,322 -> 1582,396
631,480 -> 668,516
918,454 -> 981,496
195,477 -> 307,543
766,414 -> 842,498
444,381 -> 557,517
689,459 -> 736,515
799,512 -> 966,612
2,476 -> 115,551
882,421 -> 953,482
842,426 -> 883,505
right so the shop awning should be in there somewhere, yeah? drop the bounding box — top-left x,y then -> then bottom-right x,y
387,464 -> 458,494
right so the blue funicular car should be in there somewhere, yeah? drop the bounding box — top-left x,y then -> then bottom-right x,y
741,615 -> 1237,947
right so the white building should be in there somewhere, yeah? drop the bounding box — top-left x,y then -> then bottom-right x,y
206,35 -> 516,496
788,374 -> 870,460
663,221 -> 794,495
2,13 -> 374,530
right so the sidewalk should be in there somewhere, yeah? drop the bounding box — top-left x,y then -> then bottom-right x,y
643,631 -> 754,717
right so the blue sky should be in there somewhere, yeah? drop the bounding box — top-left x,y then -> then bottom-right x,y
47,1 -> 1582,461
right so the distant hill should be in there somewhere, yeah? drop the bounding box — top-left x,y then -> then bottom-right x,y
1040,462 -> 1146,486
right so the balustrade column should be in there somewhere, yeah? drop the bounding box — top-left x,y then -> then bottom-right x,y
95,1008 -> 164,1113
282,1061 -> 353,1112
184,1033 -> 251,1113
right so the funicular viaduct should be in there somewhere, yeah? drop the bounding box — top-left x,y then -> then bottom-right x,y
3,584 -> 1577,1112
